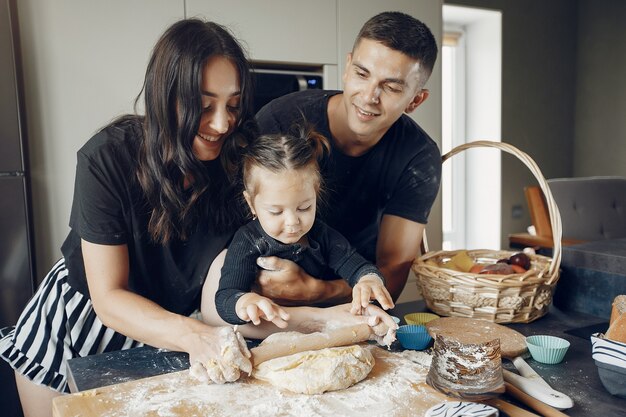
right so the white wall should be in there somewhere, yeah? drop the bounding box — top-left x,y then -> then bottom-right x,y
16,1 -> 443,300
186,0 -> 338,65
17,0 -> 183,280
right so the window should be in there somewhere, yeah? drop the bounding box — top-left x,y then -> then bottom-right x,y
442,29 -> 466,250
442,5 -> 502,250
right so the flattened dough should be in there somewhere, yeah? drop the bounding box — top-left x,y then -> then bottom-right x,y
253,344 -> 375,395
425,317 -> 528,358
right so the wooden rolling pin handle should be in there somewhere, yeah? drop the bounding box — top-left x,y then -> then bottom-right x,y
250,323 -> 372,366
484,398 -> 541,417
505,382 -> 571,417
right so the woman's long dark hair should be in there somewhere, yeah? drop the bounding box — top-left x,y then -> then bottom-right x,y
134,19 -> 256,244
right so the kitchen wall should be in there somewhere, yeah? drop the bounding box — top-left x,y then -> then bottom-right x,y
15,1 -> 442,303
16,0 -> 183,281
574,0 -> 626,177
446,0 -> 626,248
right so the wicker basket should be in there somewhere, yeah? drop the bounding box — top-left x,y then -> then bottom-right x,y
412,141 -> 563,323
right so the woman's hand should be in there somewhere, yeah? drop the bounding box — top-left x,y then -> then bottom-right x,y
188,326 -> 253,384
235,293 -> 290,328
351,274 -> 395,314
255,256 -> 352,305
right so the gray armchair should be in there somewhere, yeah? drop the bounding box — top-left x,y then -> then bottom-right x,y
549,176 -> 626,319
548,176 -> 626,241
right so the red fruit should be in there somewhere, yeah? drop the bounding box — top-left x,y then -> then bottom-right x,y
509,253 -> 531,270
510,264 -> 527,274
479,263 -> 516,275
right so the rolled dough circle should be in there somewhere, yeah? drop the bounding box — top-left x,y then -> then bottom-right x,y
253,344 -> 375,395
425,317 -> 528,358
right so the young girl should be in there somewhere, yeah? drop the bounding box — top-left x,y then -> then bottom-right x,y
215,126 -> 394,327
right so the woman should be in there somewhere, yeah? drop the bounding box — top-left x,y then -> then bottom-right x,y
0,19 -> 394,417
0,19 -> 256,416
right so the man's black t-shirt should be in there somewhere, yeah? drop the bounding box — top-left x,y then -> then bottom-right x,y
256,90 -> 441,263
61,120 -> 234,316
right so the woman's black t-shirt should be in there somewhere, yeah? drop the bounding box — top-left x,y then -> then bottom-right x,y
61,121 -> 235,316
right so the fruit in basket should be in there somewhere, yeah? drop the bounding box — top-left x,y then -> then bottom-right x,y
470,264 -> 487,273
440,260 -> 460,271
425,259 -> 439,268
495,253 -> 531,271
436,251 -> 476,272
509,252 -> 531,270
478,263 -> 516,275
510,264 -> 528,274
449,251 -> 475,272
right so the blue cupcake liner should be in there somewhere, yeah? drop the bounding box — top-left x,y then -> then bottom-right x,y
396,324 -> 432,350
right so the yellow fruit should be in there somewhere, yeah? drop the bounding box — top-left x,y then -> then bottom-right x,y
449,250 -> 474,272
440,260 -> 460,271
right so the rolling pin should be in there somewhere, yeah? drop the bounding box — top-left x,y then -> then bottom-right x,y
249,323 -> 372,366
504,382 -> 571,417
484,398 -> 541,417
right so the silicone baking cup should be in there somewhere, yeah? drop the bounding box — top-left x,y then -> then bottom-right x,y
396,324 -> 432,350
526,335 -> 570,364
404,312 -> 440,326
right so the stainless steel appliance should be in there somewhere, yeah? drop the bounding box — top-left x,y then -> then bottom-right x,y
1,0 -> 36,415
252,66 -> 323,113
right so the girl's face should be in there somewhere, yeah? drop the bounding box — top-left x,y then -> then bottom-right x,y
192,56 -> 241,161
244,166 -> 318,244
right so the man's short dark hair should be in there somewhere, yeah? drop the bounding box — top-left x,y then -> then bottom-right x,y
354,11 -> 438,87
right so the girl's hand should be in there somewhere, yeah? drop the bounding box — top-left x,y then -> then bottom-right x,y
188,326 -> 252,384
235,292 -> 290,328
351,274 -> 395,314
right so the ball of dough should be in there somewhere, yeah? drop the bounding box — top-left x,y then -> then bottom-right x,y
253,345 -> 375,395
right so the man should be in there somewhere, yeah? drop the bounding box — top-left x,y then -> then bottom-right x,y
254,11 -> 441,305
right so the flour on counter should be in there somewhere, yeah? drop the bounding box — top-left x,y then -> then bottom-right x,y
95,346 -> 442,417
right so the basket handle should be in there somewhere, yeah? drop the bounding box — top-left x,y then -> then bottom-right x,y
436,140 -> 562,282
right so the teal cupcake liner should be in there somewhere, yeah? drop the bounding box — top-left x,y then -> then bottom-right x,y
526,335 -> 570,364
396,324 -> 432,350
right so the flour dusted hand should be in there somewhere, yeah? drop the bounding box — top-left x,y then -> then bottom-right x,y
189,326 -> 252,384
351,274 -> 394,314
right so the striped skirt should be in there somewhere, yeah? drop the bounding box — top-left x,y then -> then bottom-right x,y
0,258 -> 143,393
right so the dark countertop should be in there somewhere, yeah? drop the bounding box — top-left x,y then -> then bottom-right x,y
67,302 -> 626,417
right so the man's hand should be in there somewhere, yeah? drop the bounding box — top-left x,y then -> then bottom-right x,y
351,274 -> 395,314
235,293 -> 290,328
255,256 -> 352,305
